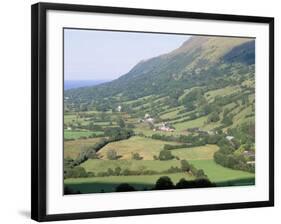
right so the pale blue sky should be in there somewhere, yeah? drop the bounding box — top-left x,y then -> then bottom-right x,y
64,29 -> 189,81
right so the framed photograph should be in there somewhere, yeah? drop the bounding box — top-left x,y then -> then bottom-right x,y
31,2 -> 274,222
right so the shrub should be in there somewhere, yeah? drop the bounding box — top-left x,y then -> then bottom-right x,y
158,149 -> 174,161
131,152 -> 143,160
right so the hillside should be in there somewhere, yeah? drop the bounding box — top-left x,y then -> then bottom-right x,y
65,35 -> 255,131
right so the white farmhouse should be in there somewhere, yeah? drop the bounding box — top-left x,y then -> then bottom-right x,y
117,105 -> 122,112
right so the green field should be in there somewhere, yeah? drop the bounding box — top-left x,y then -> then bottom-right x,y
97,136 -> 180,160
172,145 -> 219,160
174,116 -> 207,131
64,130 -> 104,140
81,158 -> 253,183
189,160 -> 254,182
81,159 -> 181,173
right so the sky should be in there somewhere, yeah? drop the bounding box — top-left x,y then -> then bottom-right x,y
64,29 -> 190,81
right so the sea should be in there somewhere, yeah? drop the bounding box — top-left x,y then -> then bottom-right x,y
64,80 -> 109,90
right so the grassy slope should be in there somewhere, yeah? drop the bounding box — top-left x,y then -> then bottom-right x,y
64,137 -> 104,159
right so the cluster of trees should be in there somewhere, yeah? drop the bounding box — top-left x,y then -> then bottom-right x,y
64,161 -> 89,179
151,133 -> 221,148
154,176 -> 214,190
214,152 -> 254,173
114,176 -> 215,192
180,160 -> 208,179
104,127 -> 134,141
153,149 -> 176,161
214,122 -> 255,173
70,165 -> 181,178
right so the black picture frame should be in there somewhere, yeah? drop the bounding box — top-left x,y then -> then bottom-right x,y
31,2 -> 274,222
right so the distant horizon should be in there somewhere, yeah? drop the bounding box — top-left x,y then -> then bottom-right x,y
64,79 -> 110,90
64,29 -> 190,81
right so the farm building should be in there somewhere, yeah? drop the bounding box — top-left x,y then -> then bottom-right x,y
158,123 -> 175,132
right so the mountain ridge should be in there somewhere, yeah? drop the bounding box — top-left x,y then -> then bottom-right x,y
65,35 -> 255,110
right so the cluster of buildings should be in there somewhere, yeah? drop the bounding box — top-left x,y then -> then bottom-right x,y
154,122 -> 175,132
139,114 -> 175,132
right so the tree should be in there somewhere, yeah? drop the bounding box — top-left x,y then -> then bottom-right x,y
154,176 -> 174,190
180,160 -> 191,172
114,167 -> 122,176
131,152 -> 143,160
107,168 -> 114,176
208,112 -> 220,123
153,155 -> 158,160
107,149 -> 118,160
175,178 -> 193,189
175,178 -> 214,189
196,169 -> 207,178
115,183 -> 136,192
117,117 -> 125,128
158,149 -> 174,161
